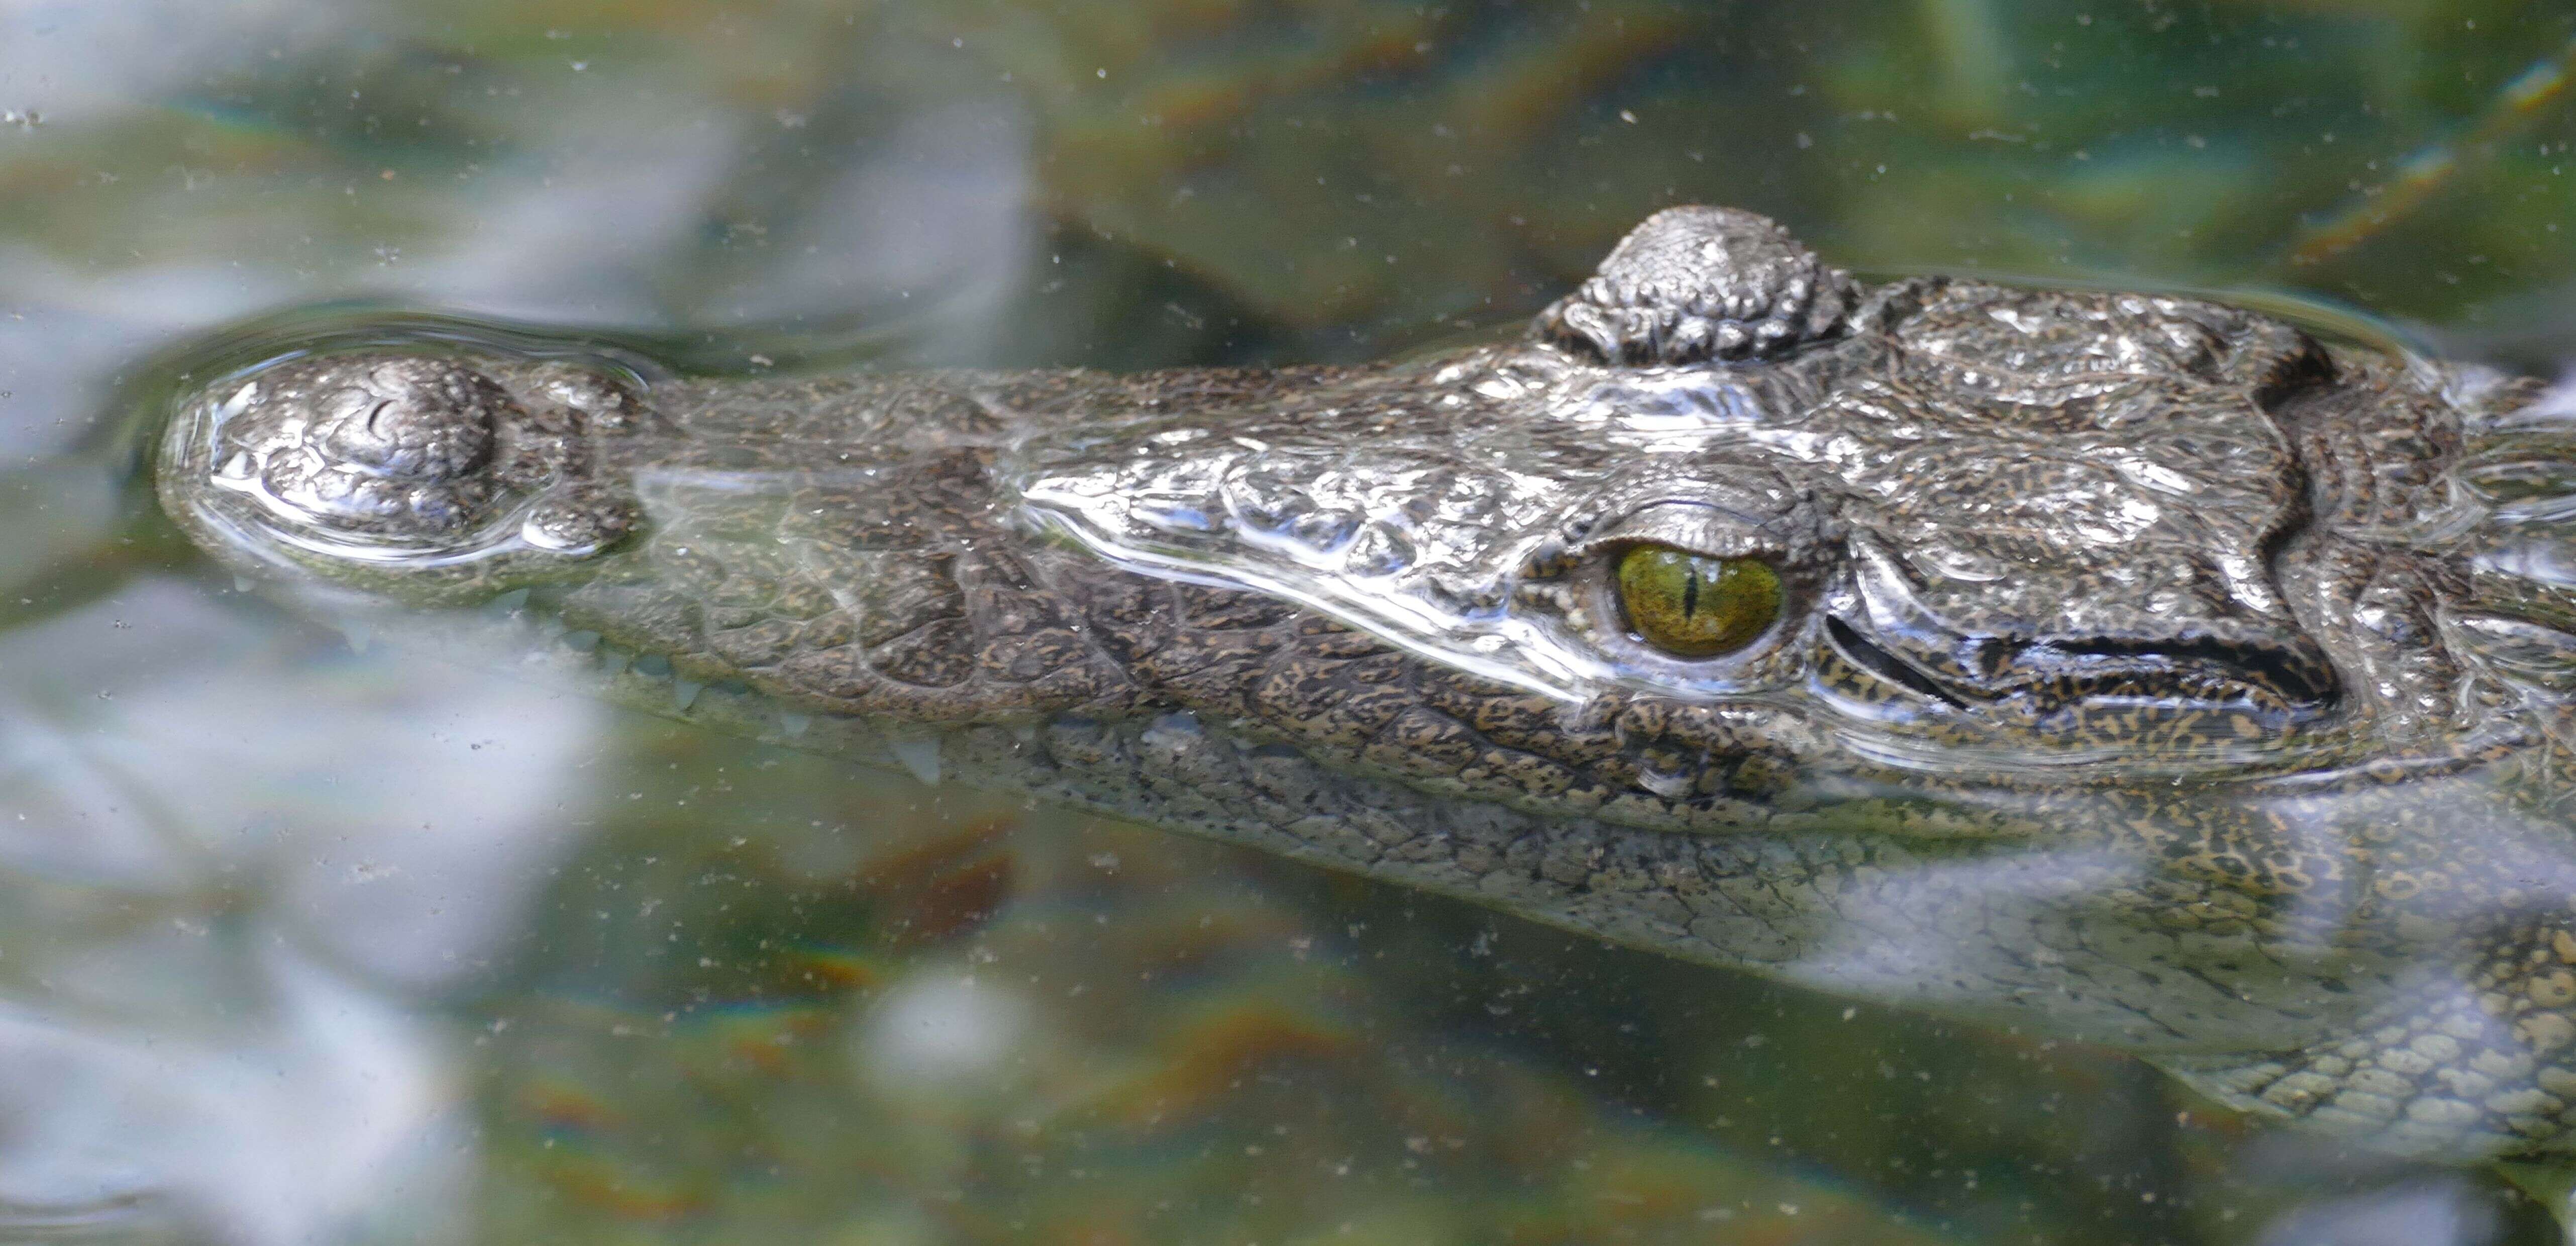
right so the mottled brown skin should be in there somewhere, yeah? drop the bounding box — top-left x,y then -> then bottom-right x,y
156,208 -> 2576,1162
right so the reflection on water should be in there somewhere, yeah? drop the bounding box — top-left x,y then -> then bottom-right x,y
0,579 -> 592,1242
8,0 -> 2576,1242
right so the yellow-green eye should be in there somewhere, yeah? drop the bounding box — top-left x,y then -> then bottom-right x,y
1614,545 -> 1782,658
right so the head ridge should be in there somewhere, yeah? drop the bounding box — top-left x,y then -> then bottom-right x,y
1534,206 -> 1857,366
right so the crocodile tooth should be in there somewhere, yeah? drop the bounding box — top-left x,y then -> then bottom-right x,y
889,738 -> 942,785
1636,766 -> 1695,800
672,680 -> 703,712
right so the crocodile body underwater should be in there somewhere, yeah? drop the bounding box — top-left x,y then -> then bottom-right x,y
155,206 -> 2576,1163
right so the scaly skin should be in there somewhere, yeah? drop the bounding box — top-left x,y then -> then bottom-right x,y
155,207 -> 2576,1161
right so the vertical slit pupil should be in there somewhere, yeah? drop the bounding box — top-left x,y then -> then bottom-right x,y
1681,567 -> 1700,619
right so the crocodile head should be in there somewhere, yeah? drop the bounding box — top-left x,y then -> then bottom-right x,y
1011,207 -> 2559,783
152,207 -> 2576,1159
152,202 -> 2574,828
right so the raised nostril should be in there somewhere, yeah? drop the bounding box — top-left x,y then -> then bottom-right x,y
215,354 -> 521,543
308,357 -> 503,482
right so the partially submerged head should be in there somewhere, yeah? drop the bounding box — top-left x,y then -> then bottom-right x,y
1016,206 -> 2565,778
156,207 -> 2574,785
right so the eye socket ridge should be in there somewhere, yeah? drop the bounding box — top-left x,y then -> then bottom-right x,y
1579,498 -> 1797,563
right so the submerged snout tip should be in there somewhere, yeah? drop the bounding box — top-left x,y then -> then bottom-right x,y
156,335 -> 648,601
306,356 -> 505,483
210,353 -> 518,544
188,350 -> 566,558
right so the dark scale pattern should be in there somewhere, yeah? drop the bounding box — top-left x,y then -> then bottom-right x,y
155,207 -> 2576,1162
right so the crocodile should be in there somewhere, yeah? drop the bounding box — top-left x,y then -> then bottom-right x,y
153,206 -> 2576,1164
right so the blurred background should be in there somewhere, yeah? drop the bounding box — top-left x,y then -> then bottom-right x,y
3,2 -> 2575,1242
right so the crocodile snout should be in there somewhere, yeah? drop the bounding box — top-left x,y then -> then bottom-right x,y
195,351 -> 636,563
215,355 -> 510,542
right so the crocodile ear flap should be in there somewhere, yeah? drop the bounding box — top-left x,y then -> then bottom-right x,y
1534,206 -> 1858,367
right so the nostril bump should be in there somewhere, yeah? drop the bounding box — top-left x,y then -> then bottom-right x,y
310,357 -> 505,482
215,354 -> 523,543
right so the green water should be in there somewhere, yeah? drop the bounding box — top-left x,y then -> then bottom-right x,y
6,2 -> 2576,1242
